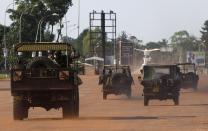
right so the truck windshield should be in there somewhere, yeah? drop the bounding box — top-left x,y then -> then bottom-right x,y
178,65 -> 195,73
143,67 -> 170,80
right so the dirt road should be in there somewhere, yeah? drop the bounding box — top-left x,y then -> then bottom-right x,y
0,75 -> 208,131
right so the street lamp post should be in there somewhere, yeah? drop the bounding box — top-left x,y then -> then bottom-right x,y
35,13 -> 58,42
3,2 -> 14,71
77,0 -> 80,37
62,21 -> 77,38
19,5 -> 38,43
65,16 -> 69,37
19,13 -> 24,43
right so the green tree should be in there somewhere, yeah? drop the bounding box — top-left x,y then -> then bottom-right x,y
146,39 -> 168,49
83,31 -> 90,56
0,24 -> 10,61
201,20 -> 208,49
8,0 -> 72,43
82,28 -> 103,57
117,31 -> 128,42
170,30 -> 199,62
76,29 -> 89,56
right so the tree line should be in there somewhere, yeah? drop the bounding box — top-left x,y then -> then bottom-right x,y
1,0 -> 208,66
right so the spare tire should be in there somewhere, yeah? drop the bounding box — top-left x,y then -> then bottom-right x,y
111,73 -> 132,88
27,57 -> 60,69
185,72 -> 194,81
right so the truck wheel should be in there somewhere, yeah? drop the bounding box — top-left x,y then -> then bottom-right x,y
62,101 -> 75,119
126,90 -> 131,99
144,96 -> 149,106
193,83 -> 198,91
103,92 -> 107,100
23,107 -> 29,119
13,97 -> 24,120
22,100 -> 29,119
173,96 -> 179,106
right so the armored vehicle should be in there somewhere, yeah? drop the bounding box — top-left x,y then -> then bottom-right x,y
140,65 -> 181,106
99,65 -> 133,99
177,63 -> 199,90
11,42 -> 81,120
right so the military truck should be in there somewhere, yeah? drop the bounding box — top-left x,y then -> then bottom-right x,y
140,65 -> 181,106
177,63 -> 199,90
99,65 -> 133,99
11,42 -> 81,120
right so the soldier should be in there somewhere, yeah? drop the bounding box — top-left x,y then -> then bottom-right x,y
99,69 -> 105,85
48,50 -> 55,60
106,69 -> 112,87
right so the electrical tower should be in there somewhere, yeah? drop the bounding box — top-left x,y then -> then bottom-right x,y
89,10 -> 116,65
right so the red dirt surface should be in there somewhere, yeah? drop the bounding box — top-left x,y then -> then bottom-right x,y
0,73 -> 208,131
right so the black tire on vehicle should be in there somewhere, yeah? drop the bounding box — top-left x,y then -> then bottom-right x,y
13,97 -> 24,120
103,92 -> 107,100
144,96 -> 149,106
126,89 -> 131,99
23,107 -> 29,119
62,100 -> 75,119
173,96 -> 179,106
63,89 -> 79,119
193,83 -> 198,91
22,100 -> 29,119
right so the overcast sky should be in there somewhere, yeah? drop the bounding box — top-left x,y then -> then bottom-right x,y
1,0 -> 208,43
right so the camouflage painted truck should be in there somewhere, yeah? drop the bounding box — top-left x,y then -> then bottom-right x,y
140,65 -> 181,106
99,65 -> 133,99
11,42 -> 81,120
177,63 -> 199,90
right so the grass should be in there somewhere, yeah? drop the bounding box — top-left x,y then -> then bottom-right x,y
0,74 -> 9,79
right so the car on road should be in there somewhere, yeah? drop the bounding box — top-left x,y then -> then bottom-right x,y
11,42 -> 81,120
177,63 -> 199,90
99,65 -> 133,99
140,64 -> 181,106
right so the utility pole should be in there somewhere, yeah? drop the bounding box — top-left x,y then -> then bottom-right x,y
3,2 -> 14,71
65,16 -> 68,37
77,0 -> 80,37
101,11 -> 106,65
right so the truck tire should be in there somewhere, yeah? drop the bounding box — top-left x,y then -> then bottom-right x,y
22,100 -> 29,119
63,89 -> 79,119
193,83 -> 198,91
62,101 -> 75,119
23,107 -> 29,119
144,96 -> 149,106
173,96 -> 179,106
13,97 -> 24,120
103,92 -> 107,100
126,89 -> 131,99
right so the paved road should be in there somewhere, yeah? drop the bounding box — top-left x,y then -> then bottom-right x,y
0,75 -> 208,131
